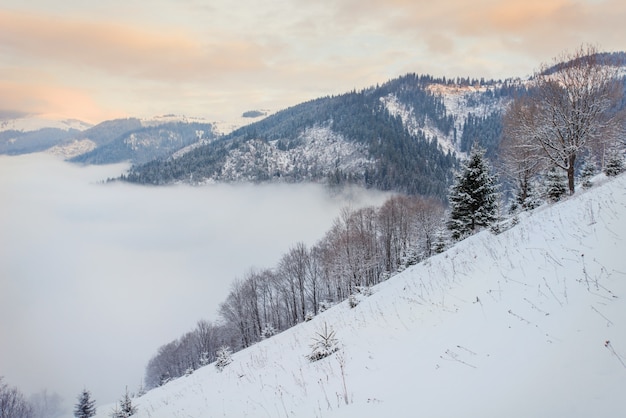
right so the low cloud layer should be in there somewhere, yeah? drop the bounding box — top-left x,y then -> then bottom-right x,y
0,153 -> 390,408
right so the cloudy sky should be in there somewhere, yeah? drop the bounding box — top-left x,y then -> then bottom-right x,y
1,0 -> 625,124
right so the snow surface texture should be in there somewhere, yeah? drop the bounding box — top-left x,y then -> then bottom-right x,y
96,174 -> 626,418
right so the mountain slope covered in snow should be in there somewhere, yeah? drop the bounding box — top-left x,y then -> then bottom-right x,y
96,173 -> 626,418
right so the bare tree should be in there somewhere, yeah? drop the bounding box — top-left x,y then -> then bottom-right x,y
412,197 -> 445,258
0,377 -> 33,418
506,44 -> 625,194
500,94 -> 547,208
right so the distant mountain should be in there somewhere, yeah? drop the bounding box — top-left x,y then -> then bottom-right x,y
0,115 -> 217,164
70,120 -> 217,165
0,127 -> 82,155
123,74 -> 523,198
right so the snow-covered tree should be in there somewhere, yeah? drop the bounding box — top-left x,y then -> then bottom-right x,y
447,146 -> 499,240
604,146 -> 625,176
504,44 -> 625,195
0,377 -> 33,418
215,346 -> 233,372
545,167 -> 568,202
110,388 -> 136,418
73,389 -> 96,418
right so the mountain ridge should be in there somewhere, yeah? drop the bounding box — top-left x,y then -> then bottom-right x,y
123,74 -> 520,197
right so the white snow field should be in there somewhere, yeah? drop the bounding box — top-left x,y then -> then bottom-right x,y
97,174 -> 626,418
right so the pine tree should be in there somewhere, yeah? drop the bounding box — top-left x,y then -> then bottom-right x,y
111,388 -> 136,418
545,167 -> 568,202
447,146 -> 499,240
73,389 -> 96,418
604,146 -> 625,177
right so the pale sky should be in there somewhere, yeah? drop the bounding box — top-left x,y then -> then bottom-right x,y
1,0 -> 625,123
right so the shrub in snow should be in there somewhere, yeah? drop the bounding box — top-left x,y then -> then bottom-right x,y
348,286 -> 372,308
305,311 -> 314,322
319,300 -> 333,312
307,322 -> 340,362
348,293 -> 360,308
184,367 -> 194,377
261,324 -> 276,339
215,346 -> 233,372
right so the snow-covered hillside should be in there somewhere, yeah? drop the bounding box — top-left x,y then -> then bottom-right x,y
0,116 -> 92,132
381,81 -> 513,159
95,173 -> 626,418
211,125 -> 374,184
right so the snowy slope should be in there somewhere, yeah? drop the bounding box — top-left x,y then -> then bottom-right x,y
0,116 -> 92,132
381,82 -> 512,159
213,125 -> 373,184
95,174 -> 626,418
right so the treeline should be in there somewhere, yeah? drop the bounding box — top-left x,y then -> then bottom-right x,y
144,194 -> 445,389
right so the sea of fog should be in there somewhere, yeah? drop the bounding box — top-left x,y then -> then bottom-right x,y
0,153 -> 391,411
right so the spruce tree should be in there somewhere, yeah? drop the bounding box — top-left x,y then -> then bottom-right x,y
447,146 -> 499,240
111,387 -> 137,418
545,167 -> 568,202
73,389 -> 96,418
604,146 -> 625,177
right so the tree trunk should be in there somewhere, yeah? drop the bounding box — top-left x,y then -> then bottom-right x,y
568,154 -> 576,195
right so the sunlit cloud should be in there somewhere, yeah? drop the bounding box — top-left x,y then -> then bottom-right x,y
0,79 -> 123,123
0,0 -> 624,126
0,10 -> 267,82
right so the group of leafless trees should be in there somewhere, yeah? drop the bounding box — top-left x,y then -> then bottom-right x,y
0,378 -> 67,418
500,45 -> 626,203
144,194 -> 445,389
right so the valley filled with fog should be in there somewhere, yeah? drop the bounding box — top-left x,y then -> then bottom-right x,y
0,153 -> 391,409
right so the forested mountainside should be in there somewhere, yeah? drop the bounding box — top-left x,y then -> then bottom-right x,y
70,120 -> 216,165
0,127 -> 81,155
123,74 -> 522,198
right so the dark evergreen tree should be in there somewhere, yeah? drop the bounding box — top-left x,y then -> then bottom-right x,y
73,389 -> 96,418
545,167 -> 568,202
604,146 -> 625,176
447,146 -> 499,240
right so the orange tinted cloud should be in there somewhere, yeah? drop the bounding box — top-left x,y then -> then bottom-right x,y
0,10 -> 266,82
0,80 -> 123,123
486,0 -> 567,30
